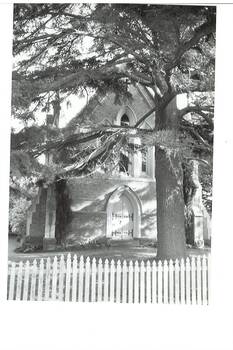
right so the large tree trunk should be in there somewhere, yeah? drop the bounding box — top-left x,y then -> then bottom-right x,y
155,148 -> 186,260
155,97 -> 186,260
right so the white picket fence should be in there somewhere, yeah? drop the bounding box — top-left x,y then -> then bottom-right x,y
7,255 -> 210,304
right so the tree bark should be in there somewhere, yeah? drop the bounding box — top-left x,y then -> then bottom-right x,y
155,101 -> 186,260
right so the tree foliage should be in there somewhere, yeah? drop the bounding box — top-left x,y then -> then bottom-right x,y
11,4 -> 215,258
12,3 -> 215,175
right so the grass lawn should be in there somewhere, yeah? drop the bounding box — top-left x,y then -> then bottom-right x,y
8,242 -> 211,263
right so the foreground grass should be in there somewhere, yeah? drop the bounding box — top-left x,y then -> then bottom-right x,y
8,245 -> 210,263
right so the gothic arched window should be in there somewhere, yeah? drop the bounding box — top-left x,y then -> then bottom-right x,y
119,152 -> 129,174
121,114 -> 130,126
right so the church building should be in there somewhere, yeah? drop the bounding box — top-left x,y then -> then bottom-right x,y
24,84 -> 209,250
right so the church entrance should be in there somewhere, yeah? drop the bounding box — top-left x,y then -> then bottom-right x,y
111,194 -> 134,240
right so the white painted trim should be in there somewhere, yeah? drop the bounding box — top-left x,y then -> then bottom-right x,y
106,186 -> 142,239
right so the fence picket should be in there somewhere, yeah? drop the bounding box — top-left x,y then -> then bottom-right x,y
174,259 -> 180,304
122,260 -> 127,303
97,258 -> 103,302
140,261 -> 145,303
202,256 -> 208,305
134,261 -> 139,303
191,257 -> 196,305
116,260 -> 121,303
207,256 -> 211,304
158,260 -> 163,304
23,260 -> 30,301
44,258 -> 51,300
196,256 -> 202,305
180,258 -> 185,304
109,259 -> 115,302
71,255 -> 78,302
8,262 -> 16,300
37,259 -> 44,301
128,261 -> 133,303
103,259 -> 109,302
91,258 -> 97,302
152,260 -> 157,303
16,261 -> 23,300
30,259 -> 38,301
78,256 -> 84,302
146,261 -> 151,303
163,260 -> 168,304
45,258 -> 51,300
169,260 -> 174,304
185,257 -> 191,304
65,254 -> 71,301
58,255 -> 65,301
84,257 -> 91,302
51,257 -> 58,301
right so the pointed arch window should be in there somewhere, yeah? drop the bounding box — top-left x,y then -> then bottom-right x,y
141,149 -> 147,174
121,114 -> 130,127
119,152 -> 129,174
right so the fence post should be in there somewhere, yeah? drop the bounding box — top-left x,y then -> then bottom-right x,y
30,259 -> 38,301
146,260 -> 151,303
180,258 -> 185,304
37,258 -> 44,301
128,260 -> 133,303
196,256 -> 202,305
65,254 -> 71,302
103,259 -> 109,302
8,262 -> 16,300
202,256 -> 208,305
163,260 -> 168,304
51,256 -> 58,301
207,256 -> 210,304
23,260 -> 30,301
44,257 -> 51,301
71,255 -> 78,302
152,260 -> 157,303
134,260 -> 139,303
78,256 -> 84,302
16,261 -> 23,301
174,259 -> 180,304
158,260 -> 163,304
91,258 -> 97,302
58,255 -> 65,301
140,261 -> 145,304
84,257 -> 91,302
169,259 -> 174,304
185,257 -> 191,305
191,257 -> 196,305
122,260 -> 128,303
110,259 -> 115,303
97,258 -> 103,302
116,260 -> 121,303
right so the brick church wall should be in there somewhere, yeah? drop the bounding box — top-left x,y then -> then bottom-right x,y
65,176 -> 157,245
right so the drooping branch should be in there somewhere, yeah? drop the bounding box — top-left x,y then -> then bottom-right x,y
178,105 -> 214,128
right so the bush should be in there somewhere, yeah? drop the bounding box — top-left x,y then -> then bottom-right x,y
9,197 -> 31,236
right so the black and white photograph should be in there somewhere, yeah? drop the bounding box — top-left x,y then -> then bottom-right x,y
1,2 -> 233,350
7,3 -> 216,304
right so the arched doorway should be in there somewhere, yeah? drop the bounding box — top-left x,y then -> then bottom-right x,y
106,186 -> 141,240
